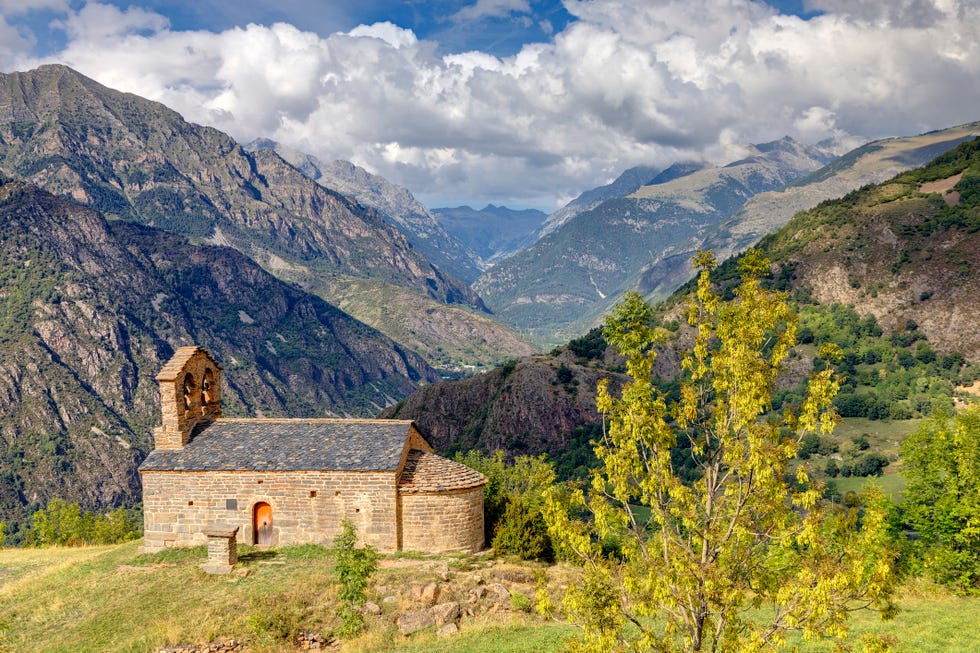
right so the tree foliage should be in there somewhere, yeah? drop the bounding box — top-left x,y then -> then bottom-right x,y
901,407 -> 980,593
456,450 -> 559,559
24,499 -> 141,547
544,250 -> 895,652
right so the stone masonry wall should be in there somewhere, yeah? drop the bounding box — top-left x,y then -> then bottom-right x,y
400,488 -> 484,553
141,470 -> 398,552
154,348 -> 222,451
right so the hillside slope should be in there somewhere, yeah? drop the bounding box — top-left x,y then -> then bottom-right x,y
535,164 -> 663,238
246,139 -> 483,283
475,137 -> 833,345
639,122 -> 980,299
240,140 -> 537,369
382,352 -> 626,466
744,136 -> 980,360
0,177 -> 435,532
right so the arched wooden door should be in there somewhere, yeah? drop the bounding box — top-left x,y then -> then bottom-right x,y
254,502 -> 273,545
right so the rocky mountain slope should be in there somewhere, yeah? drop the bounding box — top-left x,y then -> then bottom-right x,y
382,348 -> 629,466
326,277 -> 537,373
475,137 -> 834,345
238,139 -> 537,369
638,122 -> 980,299
246,139 -> 483,283
741,136 -> 980,360
0,176 -> 436,532
534,164 -> 663,238
0,65 -> 529,368
432,204 -> 548,266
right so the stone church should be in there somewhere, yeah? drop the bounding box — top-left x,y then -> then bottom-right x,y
139,347 -> 487,553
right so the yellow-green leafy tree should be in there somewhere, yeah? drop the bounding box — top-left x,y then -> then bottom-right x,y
544,250 -> 895,653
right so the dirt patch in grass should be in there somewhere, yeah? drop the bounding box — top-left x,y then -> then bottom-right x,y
919,172 -> 964,195
919,172 -> 964,206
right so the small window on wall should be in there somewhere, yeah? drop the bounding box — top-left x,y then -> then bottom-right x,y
226,499 -> 238,510
309,490 -> 317,498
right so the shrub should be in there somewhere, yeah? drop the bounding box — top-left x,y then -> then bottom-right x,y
248,593 -> 310,642
454,451 -> 558,554
567,328 -> 607,360
492,497 -> 553,561
333,519 -> 378,639
24,499 -> 140,546
825,460 -> 840,477
556,363 -> 573,385
510,592 -> 533,612
852,453 -> 889,477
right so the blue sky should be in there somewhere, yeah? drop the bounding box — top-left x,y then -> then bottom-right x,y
9,1 -> 815,58
2,1 -> 978,210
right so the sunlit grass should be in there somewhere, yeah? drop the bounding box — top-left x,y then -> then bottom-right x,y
1,542 -> 978,652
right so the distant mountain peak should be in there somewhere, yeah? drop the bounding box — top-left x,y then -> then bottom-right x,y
432,204 -> 548,266
647,161 -> 705,185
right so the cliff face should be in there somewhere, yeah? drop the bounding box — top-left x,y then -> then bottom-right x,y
0,177 -> 436,531
0,64 -> 483,314
382,350 -> 631,458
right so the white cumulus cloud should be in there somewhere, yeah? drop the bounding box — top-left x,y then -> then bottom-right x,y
8,0 -> 980,210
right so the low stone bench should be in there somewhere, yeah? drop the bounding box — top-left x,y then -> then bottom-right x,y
201,524 -> 239,574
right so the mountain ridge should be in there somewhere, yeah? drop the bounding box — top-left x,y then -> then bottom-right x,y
245,139 -> 484,284
0,64 -> 510,368
475,136 -> 834,345
637,122 -> 980,299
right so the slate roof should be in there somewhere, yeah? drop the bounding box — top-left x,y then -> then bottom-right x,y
398,449 -> 488,494
139,419 -> 417,472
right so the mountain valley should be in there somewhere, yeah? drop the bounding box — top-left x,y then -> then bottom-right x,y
475,137 -> 836,345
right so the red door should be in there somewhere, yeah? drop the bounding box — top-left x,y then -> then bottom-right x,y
254,502 -> 273,545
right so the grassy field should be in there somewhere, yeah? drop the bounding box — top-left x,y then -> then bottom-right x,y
2,541 -> 980,652
809,417 -> 923,502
